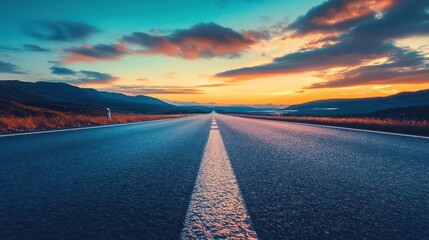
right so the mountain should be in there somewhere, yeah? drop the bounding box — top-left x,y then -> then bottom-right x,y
283,89 -> 429,116
0,80 -> 182,116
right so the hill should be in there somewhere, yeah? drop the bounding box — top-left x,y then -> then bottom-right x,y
0,80 -> 183,116
283,89 -> 429,116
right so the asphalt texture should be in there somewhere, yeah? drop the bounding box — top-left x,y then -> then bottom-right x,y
1,113 -> 428,239
0,115 -> 212,240
215,114 -> 429,240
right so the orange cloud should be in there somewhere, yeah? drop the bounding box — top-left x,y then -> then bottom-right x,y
124,23 -> 266,59
288,0 -> 396,37
312,0 -> 394,26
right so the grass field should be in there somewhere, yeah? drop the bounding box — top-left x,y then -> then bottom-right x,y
234,114 -> 429,136
0,114 -> 191,134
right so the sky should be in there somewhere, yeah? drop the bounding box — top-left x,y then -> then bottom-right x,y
0,0 -> 428,106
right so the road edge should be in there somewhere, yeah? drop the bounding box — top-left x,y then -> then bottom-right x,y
0,115 -> 196,138
231,114 -> 429,140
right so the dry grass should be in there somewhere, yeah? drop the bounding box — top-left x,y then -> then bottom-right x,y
234,114 -> 429,136
0,114 -> 191,133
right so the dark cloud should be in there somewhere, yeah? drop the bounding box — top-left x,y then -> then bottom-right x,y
216,0 -> 429,88
0,46 -> 21,52
0,44 -> 50,52
50,66 -> 76,75
62,22 -> 267,62
49,66 -> 117,84
308,49 -> 429,88
0,60 -> 24,74
77,70 -> 117,84
48,60 -> 61,64
64,44 -> 128,63
23,44 -> 51,52
23,21 -> 99,41
122,22 -> 266,59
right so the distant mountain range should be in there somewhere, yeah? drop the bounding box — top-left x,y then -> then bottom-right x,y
282,89 -> 429,118
1,80 -> 428,119
0,80 -> 184,116
182,105 -> 280,114
0,80 -> 283,116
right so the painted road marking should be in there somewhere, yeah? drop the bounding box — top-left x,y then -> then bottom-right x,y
181,118 -> 258,240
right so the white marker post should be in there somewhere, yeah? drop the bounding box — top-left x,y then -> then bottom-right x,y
106,108 -> 111,120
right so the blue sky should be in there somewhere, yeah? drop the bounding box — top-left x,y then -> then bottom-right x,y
1,0 -> 428,105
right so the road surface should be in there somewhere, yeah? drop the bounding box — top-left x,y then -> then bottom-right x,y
0,114 -> 428,239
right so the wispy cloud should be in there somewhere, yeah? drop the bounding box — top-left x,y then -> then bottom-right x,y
0,60 -> 24,74
216,0 -> 429,88
50,66 -> 118,84
64,44 -> 128,63
0,46 -> 21,52
107,85 -> 204,95
196,83 -> 231,87
0,44 -> 51,52
288,0 -> 394,36
23,44 -> 51,52
50,66 -> 76,75
23,20 -> 99,41
105,81 -> 229,95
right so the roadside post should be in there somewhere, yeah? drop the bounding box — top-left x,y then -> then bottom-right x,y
106,108 -> 111,120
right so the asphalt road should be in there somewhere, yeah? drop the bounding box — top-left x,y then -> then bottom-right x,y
1,113 -> 428,239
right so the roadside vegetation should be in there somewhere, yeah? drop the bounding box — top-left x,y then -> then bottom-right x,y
0,114 -> 190,134
234,114 -> 429,136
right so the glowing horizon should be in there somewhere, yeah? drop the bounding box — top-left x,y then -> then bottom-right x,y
0,0 -> 428,105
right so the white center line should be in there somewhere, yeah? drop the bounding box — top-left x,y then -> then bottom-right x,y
181,117 -> 258,240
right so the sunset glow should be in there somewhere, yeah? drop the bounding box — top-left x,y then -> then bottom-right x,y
0,0 -> 428,105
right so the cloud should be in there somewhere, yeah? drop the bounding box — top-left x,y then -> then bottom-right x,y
196,83 -> 231,87
23,20 -> 99,41
23,44 -> 51,52
50,66 -> 76,75
77,70 -> 118,84
288,0 -> 394,36
64,44 -> 128,63
0,44 -> 50,52
0,60 -> 24,74
307,49 -> 429,88
216,0 -> 429,88
216,38 -> 395,80
61,22 -> 267,62
48,60 -> 61,64
105,82 -> 229,95
122,22 -> 267,59
0,46 -> 21,52
108,85 -> 204,95
49,66 -> 118,84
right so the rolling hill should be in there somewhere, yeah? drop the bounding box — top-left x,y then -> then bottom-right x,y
0,80 -> 183,116
283,89 -> 429,116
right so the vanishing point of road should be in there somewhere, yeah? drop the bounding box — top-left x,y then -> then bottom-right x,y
0,113 -> 428,239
